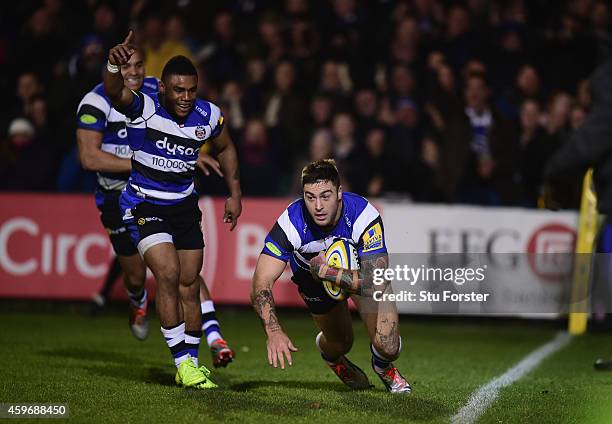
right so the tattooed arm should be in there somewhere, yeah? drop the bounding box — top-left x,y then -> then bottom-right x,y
251,254 -> 298,369
309,252 -> 389,296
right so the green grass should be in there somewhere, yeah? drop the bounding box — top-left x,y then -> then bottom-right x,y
0,308 -> 610,423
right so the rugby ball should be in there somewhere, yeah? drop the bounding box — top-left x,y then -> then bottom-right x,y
323,238 -> 359,300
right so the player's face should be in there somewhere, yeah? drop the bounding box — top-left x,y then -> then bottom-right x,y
121,50 -> 145,91
160,75 -> 197,119
303,181 -> 342,228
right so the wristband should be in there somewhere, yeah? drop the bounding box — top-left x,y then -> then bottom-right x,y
107,61 -> 120,73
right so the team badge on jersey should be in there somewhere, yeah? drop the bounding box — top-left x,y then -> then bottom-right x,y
362,223 -> 383,253
195,125 -> 206,140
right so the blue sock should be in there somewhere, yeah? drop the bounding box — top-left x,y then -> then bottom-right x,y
127,288 -> 147,309
370,344 -> 392,372
201,301 -> 222,346
161,322 -> 189,367
184,330 -> 202,367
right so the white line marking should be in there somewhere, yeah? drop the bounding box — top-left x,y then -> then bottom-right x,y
451,331 -> 572,424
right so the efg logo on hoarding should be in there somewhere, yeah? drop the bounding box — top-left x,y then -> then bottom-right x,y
526,223 -> 576,281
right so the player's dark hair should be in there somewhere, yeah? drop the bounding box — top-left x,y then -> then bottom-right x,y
301,159 -> 340,188
161,55 -> 197,82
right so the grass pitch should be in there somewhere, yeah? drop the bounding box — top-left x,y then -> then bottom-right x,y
0,306 -> 610,423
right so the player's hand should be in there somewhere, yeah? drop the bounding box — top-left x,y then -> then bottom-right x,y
108,30 -> 135,66
223,196 -> 242,231
197,154 -> 223,177
266,331 -> 298,369
309,251 -> 326,281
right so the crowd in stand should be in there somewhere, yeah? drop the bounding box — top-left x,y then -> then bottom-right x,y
1,0 -> 610,208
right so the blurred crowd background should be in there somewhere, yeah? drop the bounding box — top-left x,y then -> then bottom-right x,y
1,0 -> 610,207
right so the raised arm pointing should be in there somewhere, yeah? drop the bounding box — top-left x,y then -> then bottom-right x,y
103,31 -> 136,110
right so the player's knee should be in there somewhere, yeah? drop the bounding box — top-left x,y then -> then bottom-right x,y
155,264 -> 180,287
372,336 -> 401,361
178,272 -> 198,288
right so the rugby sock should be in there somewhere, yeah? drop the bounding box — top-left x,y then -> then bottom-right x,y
184,330 -> 202,367
201,301 -> 223,346
127,287 -> 147,309
161,322 -> 189,367
315,331 -> 339,364
370,338 -> 402,373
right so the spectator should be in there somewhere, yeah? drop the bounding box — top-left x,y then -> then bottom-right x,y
331,112 -> 357,162
243,56 -> 268,116
318,60 -> 352,110
309,94 -> 334,130
496,64 -> 543,121
518,100 -> 552,206
142,15 -> 195,79
240,118 -> 279,196
438,74 -> 520,205
15,71 -> 43,117
353,88 -> 380,137
347,127 -> 390,197
221,80 -> 246,131
197,12 -> 242,84
291,129 -> 334,194
0,118 -> 55,191
264,61 -> 308,164
389,99 -> 422,170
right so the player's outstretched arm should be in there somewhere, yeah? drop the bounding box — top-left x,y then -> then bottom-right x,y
103,31 -> 136,110
310,252 -> 389,296
251,254 -> 298,369
77,129 -> 131,173
210,126 -> 242,231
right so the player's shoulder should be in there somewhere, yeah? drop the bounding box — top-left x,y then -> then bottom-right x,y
81,83 -> 111,108
279,198 -> 307,230
343,192 -> 377,218
191,98 -> 222,125
141,77 -> 159,94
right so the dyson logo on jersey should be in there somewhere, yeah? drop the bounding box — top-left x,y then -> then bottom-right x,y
155,137 -> 196,156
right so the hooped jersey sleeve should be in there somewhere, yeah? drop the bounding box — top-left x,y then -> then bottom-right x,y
76,91 -> 110,132
355,215 -> 387,257
261,208 -> 301,262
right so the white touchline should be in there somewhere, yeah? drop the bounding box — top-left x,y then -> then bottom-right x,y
451,331 -> 572,424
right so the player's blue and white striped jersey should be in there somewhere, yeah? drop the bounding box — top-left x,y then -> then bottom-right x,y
122,91 -> 224,204
76,77 -> 159,191
262,192 -> 387,273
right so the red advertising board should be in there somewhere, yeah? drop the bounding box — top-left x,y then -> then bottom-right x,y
0,194 -> 303,306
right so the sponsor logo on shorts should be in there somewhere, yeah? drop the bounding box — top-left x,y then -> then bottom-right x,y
137,217 -> 163,226
300,292 -> 322,302
80,114 -> 98,125
106,227 -> 127,235
266,241 -> 282,257
362,222 -> 383,252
